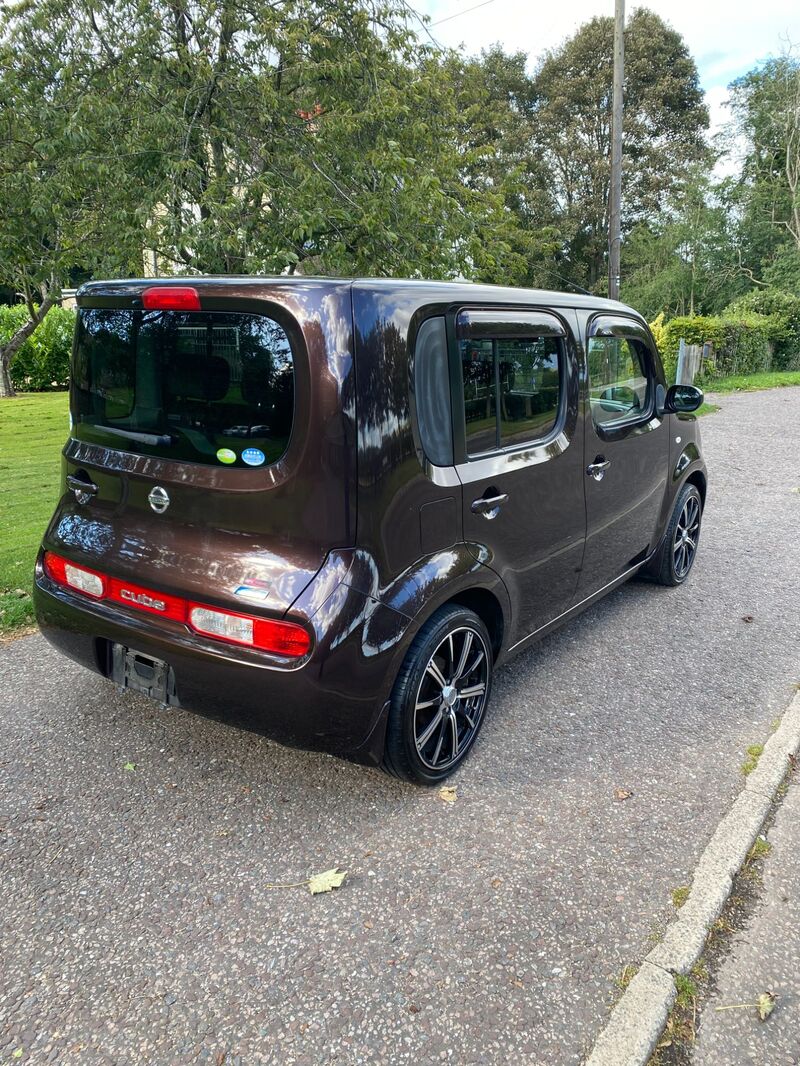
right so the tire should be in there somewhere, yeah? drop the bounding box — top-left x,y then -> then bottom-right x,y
642,482 -> 703,587
383,604 -> 493,785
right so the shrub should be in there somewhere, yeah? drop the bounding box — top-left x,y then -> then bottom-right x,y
723,289 -> 800,370
1,303 -> 76,391
658,313 -> 775,383
648,311 -> 666,352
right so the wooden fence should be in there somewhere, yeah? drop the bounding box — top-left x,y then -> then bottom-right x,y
675,339 -> 714,384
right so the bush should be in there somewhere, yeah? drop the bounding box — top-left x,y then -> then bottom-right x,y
658,313 -> 775,383
723,290 -> 800,370
1,303 -> 76,391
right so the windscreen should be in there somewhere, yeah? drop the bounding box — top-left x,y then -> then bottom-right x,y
72,309 -> 294,468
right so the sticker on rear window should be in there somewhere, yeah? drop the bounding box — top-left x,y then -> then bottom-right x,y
216,448 -> 237,464
241,447 -> 266,467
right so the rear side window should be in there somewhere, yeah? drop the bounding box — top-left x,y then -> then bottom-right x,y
587,336 -> 650,428
72,309 -> 294,467
457,310 -> 564,456
413,317 -> 453,466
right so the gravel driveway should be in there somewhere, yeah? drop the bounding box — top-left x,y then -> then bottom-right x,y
2,387 -> 799,1065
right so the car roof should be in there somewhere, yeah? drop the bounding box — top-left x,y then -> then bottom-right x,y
77,275 -> 638,316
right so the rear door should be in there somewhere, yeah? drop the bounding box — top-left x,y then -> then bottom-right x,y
455,306 -> 586,643
48,282 -> 355,617
575,311 -> 669,596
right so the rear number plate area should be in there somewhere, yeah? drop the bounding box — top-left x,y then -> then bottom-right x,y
111,644 -> 178,706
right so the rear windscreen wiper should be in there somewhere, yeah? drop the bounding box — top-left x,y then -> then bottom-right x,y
101,426 -> 174,447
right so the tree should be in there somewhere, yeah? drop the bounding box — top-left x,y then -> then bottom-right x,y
530,8 -> 710,290
445,47 -> 561,288
621,169 -> 748,318
0,0 -> 496,395
728,54 -> 800,284
0,2 -> 158,395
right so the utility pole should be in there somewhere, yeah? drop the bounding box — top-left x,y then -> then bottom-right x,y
608,0 -> 624,300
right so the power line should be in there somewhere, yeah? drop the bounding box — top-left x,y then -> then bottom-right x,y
430,0 -> 499,28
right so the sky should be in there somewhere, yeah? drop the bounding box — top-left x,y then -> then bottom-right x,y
411,0 -> 800,166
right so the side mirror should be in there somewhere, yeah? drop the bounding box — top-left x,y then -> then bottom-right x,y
664,383 -> 704,414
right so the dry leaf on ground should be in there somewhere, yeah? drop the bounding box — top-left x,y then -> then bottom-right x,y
438,786 -> 457,804
308,867 -> 347,895
613,787 -> 633,802
758,992 -> 776,1020
716,991 -> 777,1020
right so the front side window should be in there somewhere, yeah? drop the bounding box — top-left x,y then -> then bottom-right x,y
72,309 -> 294,467
587,336 -> 650,428
460,334 -> 562,456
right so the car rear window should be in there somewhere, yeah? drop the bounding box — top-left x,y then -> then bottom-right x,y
72,309 -> 294,467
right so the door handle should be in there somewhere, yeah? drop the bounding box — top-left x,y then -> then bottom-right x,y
471,493 -> 508,519
586,458 -> 611,482
67,473 -> 98,503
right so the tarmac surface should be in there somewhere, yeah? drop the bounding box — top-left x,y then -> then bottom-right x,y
1,387 -> 799,1064
690,773 -> 800,1066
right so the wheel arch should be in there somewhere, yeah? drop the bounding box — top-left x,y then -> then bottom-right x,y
442,586 -> 505,661
684,468 -> 707,508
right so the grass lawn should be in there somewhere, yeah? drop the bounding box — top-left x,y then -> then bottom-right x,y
696,402 -> 721,417
703,370 -> 800,394
0,392 -> 69,634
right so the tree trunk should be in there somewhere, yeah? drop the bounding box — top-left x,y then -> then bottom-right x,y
0,357 -> 14,398
0,294 -> 57,398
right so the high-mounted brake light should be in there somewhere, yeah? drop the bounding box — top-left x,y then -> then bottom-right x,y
41,552 -> 312,659
141,286 -> 201,311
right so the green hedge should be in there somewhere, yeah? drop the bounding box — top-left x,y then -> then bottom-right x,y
723,290 -> 800,371
658,313 -> 775,383
1,303 -> 76,391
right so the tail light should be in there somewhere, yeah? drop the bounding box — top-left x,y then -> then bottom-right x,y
141,286 -> 201,311
188,606 -> 311,656
41,552 -> 311,658
43,552 -> 106,598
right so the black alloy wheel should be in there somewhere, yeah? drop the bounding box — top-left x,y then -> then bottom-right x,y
673,492 -> 701,579
643,481 -> 703,587
383,605 -> 493,784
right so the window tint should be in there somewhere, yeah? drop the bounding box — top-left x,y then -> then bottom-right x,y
587,336 -> 650,428
498,338 -> 560,446
460,335 -> 561,455
461,338 -> 498,455
73,309 -> 294,467
413,317 -> 453,466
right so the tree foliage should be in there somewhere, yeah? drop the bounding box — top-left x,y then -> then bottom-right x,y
728,54 -> 800,276
620,169 -> 749,318
529,8 -> 709,289
0,0 -> 795,397
0,2 -> 150,394
0,0 -> 499,393
444,47 -> 561,288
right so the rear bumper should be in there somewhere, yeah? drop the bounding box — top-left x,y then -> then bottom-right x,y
33,559 -> 409,766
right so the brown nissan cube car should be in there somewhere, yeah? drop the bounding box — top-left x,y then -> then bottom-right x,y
34,277 -> 707,784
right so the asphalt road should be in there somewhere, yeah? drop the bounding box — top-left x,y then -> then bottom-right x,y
1,387 -> 799,1066
690,772 -> 800,1065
